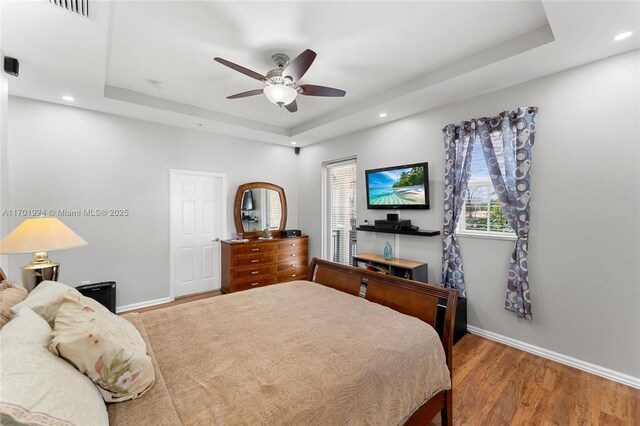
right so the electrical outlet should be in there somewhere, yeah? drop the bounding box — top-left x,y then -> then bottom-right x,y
81,280 -> 91,285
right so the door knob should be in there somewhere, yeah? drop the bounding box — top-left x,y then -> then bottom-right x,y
212,238 -> 220,242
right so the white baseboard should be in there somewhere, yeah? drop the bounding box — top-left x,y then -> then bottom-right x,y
467,326 -> 640,390
116,297 -> 173,314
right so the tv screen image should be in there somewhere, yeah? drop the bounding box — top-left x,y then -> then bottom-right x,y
365,162 -> 430,209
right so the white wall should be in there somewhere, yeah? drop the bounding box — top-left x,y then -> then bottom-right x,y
0,50 -> 8,273
298,49 -> 640,379
6,97 -> 299,307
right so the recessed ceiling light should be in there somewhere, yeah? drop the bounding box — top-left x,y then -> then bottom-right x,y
61,95 -> 74,102
614,31 -> 633,41
291,141 -> 297,145
379,113 -> 387,118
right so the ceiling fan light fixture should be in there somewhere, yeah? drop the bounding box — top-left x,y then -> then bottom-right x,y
264,84 -> 297,106
215,49 -> 345,113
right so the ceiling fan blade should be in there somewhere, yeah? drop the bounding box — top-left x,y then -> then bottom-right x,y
285,99 -> 298,113
299,84 -> 346,97
284,49 -> 316,81
214,57 -> 266,82
226,89 -> 264,99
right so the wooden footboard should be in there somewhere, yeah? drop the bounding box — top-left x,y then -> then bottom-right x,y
307,258 -> 458,426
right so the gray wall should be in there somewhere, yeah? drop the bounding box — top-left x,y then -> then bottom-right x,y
297,49 -> 640,378
6,97 -> 299,308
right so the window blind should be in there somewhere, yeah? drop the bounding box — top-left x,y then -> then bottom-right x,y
326,160 -> 357,265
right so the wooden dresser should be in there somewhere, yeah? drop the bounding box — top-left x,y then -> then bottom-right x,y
221,236 -> 308,293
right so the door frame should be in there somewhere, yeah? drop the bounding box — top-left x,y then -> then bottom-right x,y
169,169 -> 227,300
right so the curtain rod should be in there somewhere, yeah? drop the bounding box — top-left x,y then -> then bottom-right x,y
441,107 -> 538,133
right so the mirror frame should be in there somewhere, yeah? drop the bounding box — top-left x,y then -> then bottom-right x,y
234,182 -> 288,238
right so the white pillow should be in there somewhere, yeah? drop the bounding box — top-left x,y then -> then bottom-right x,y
11,281 -> 81,327
0,305 -> 108,426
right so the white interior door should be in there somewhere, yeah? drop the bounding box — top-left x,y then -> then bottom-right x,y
170,170 -> 226,298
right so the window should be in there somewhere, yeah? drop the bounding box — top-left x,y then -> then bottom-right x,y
267,190 -> 281,230
325,158 -> 357,265
458,135 -> 514,238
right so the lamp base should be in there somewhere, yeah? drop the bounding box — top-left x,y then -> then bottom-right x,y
21,261 -> 59,292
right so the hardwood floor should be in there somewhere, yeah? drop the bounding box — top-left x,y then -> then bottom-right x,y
430,333 -> 640,426
126,292 -> 639,425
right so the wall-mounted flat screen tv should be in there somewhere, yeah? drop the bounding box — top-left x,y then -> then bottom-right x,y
365,162 -> 430,210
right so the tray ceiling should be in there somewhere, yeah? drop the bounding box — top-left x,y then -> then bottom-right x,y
1,1 -> 638,146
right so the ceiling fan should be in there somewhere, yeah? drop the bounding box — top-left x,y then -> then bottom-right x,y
213,49 -> 346,113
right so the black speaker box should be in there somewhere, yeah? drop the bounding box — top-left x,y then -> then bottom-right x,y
281,229 -> 302,237
76,281 -> 116,313
435,297 -> 467,345
387,213 -> 399,221
3,57 -> 19,77
375,219 -> 411,229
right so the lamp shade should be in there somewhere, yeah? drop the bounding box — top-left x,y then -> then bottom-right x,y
0,217 -> 87,254
263,84 -> 297,106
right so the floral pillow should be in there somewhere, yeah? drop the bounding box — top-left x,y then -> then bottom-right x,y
49,292 -> 155,402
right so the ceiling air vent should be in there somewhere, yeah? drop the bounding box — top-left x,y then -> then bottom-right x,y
49,0 -> 89,18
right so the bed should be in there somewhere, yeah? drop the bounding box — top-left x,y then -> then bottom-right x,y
106,258 -> 458,426
1,259 -> 457,425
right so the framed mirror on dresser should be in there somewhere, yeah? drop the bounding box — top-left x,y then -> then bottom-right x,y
222,182 -> 308,293
234,182 -> 287,238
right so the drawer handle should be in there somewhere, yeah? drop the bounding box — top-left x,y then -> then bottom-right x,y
251,260 -> 259,263
290,243 -> 296,246
290,264 -> 297,267
290,253 -> 296,257
251,271 -> 259,275
291,274 -> 297,277
251,248 -> 259,252
251,282 -> 259,286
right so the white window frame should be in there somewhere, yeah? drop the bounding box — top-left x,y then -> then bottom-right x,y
322,157 -> 357,262
457,179 -> 516,241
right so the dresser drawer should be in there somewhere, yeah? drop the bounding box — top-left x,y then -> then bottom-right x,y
233,242 -> 276,256
276,238 -> 307,253
231,252 -> 276,268
233,276 -> 277,292
221,236 -> 308,294
277,267 -> 308,283
276,249 -> 306,263
232,265 -> 277,281
277,259 -> 308,273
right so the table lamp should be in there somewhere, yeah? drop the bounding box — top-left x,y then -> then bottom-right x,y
0,217 -> 87,291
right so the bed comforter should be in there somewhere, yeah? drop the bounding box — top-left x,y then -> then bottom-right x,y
108,281 -> 450,425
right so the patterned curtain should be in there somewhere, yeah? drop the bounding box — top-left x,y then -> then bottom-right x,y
441,122 -> 476,297
476,107 -> 538,319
